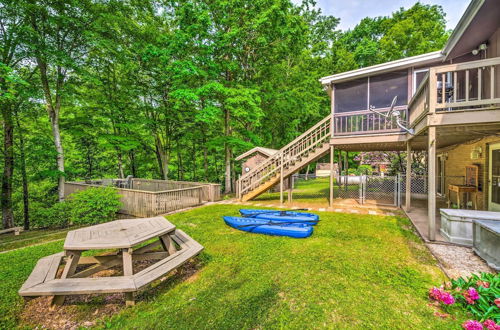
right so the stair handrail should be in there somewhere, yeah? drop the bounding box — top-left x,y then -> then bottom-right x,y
238,115 -> 332,196
239,115 -> 332,181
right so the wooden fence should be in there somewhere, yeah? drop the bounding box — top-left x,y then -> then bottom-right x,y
129,178 -> 221,202
64,178 -> 221,217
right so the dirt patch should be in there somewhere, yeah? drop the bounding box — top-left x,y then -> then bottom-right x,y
426,243 -> 494,279
20,258 -> 202,329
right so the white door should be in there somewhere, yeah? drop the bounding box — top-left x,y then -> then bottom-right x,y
489,143 -> 500,211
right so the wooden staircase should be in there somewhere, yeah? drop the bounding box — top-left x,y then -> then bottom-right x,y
237,115 -> 332,201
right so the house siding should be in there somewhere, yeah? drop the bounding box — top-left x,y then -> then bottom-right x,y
439,135 -> 500,210
241,152 -> 269,176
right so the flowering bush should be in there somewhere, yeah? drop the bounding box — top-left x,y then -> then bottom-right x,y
429,272 -> 500,326
451,273 -> 500,323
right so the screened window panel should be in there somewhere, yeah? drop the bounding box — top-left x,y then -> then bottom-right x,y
334,78 -> 368,113
369,71 -> 408,108
415,71 -> 428,92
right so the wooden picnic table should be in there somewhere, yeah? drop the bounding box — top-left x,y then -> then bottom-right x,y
19,217 -> 203,306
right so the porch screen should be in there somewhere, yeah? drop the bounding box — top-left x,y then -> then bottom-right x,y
369,71 -> 408,109
334,78 -> 368,113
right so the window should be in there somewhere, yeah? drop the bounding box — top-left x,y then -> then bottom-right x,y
369,71 -> 408,108
334,71 -> 409,113
334,78 -> 368,113
413,69 -> 429,94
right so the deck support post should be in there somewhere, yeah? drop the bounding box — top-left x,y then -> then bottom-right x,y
405,141 -> 412,211
428,126 -> 437,241
343,152 -> 348,188
329,145 -> 335,208
280,153 -> 284,205
288,176 -> 293,203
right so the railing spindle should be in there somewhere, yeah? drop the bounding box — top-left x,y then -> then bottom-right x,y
465,70 -> 470,102
491,66 -> 495,99
478,67 -> 482,100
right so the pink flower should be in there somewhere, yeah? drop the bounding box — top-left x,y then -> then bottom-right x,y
428,286 -> 455,305
467,288 -> 480,301
495,298 -> 500,308
462,320 -> 483,330
440,292 -> 455,305
484,320 -> 500,330
429,287 -> 442,300
463,288 -> 479,305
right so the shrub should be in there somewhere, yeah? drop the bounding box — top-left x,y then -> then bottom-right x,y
31,201 -> 72,229
67,187 -> 122,225
357,165 -> 373,175
451,273 -> 500,323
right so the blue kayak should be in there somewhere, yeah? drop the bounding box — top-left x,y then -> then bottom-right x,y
223,216 -> 313,238
239,209 -> 319,225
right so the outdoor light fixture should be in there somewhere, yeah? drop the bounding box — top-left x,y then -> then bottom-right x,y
472,43 -> 488,55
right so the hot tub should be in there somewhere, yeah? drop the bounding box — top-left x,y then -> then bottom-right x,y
473,220 -> 500,271
439,209 -> 500,246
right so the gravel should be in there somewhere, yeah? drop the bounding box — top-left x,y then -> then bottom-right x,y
426,243 -> 493,279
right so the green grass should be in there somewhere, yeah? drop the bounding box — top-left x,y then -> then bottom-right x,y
0,240 -> 64,328
0,205 -> 467,329
255,177 -> 358,204
0,227 -> 70,252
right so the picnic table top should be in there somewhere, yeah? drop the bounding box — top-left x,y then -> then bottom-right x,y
64,217 -> 175,250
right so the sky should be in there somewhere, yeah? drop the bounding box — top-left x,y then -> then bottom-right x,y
292,0 -> 471,31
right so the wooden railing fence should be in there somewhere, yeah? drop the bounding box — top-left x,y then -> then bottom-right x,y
65,179 -> 221,217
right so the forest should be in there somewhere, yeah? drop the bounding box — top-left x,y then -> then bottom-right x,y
0,0 -> 449,230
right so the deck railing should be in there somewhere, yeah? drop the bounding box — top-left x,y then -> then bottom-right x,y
333,107 -> 408,136
409,56 -> 500,126
65,179 -> 221,217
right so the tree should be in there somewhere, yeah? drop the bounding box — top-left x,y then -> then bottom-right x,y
24,0 -> 97,201
0,0 -> 27,228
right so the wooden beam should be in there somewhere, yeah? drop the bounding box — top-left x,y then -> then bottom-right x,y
405,141 -> 412,211
122,248 -> 135,306
52,251 -> 81,306
288,176 -> 293,203
160,234 -> 177,255
428,126 -> 437,241
329,145 -> 334,208
280,153 -> 284,205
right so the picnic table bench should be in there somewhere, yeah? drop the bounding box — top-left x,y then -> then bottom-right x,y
19,217 -> 203,306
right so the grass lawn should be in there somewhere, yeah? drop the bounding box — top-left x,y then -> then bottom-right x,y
0,227 -> 71,252
255,177 -> 359,204
0,204 -> 467,329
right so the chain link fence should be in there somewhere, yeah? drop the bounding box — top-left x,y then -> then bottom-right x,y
252,173 -> 466,207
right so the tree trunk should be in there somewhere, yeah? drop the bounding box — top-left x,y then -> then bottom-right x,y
129,151 -> 137,177
178,144 -> 184,181
37,59 -> 65,201
224,107 -> 232,193
1,104 -> 14,229
191,141 -> 197,181
203,144 -> 209,181
15,113 -> 29,230
117,150 -> 125,179
154,135 -> 168,180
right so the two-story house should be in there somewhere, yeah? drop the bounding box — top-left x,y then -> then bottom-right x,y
237,0 -> 500,241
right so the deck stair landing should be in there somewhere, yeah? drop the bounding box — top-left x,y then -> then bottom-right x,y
237,115 -> 332,201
